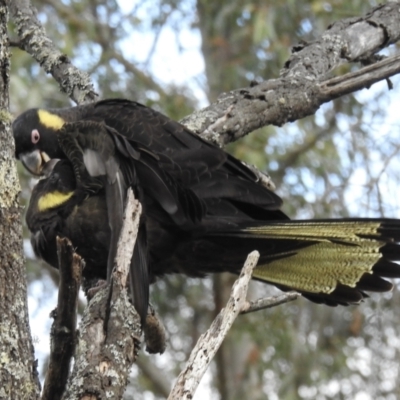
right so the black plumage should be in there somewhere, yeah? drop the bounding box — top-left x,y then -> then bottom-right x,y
26,160 -> 400,307
15,99 -> 400,319
14,99 -> 286,323
26,161 -> 109,292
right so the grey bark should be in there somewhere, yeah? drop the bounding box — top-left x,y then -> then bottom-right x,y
62,191 -> 142,400
0,2 -> 40,399
9,0 -> 97,104
241,292 -> 300,314
181,2 -> 400,145
169,251 -> 261,399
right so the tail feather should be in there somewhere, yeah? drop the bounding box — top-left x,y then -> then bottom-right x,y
213,219 -> 400,306
302,285 -> 366,306
380,243 -> 400,261
373,258 -> 400,278
356,274 -> 393,292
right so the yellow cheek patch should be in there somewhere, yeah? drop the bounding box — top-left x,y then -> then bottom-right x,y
38,191 -> 74,211
38,109 -> 65,130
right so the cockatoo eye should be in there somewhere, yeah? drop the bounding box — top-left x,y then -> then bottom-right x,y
31,129 -> 40,144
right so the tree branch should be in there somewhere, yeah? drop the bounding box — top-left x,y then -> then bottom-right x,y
42,238 -> 83,400
63,190 -> 142,399
241,292 -> 300,314
180,2 -> 400,145
9,0 -> 97,104
168,251 -> 260,399
320,53 -> 400,98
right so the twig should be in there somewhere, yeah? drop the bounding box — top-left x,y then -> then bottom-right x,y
41,237 -> 83,400
168,251 -> 260,400
320,53 -> 400,98
241,292 -> 300,314
62,190 -> 142,399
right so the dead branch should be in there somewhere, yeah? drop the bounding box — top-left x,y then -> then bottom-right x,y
320,53 -> 400,98
241,292 -> 301,314
41,238 -> 83,400
168,251 -> 260,399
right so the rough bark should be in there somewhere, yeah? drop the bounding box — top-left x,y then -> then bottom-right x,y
9,2 -> 400,144
181,2 -> 400,145
42,238 -> 83,400
62,191 -> 142,400
0,2 -> 40,399
9,0 -> 97,104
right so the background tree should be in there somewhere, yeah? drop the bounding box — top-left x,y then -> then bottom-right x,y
6,0 -> 400,399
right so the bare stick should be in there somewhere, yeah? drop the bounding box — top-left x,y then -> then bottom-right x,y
63,189 -> 142,399
168,251 -> 260,400
41,237 -> 82,400
113,190 -> 142,286
320,53 -> 400,98
241,291 -> 300,315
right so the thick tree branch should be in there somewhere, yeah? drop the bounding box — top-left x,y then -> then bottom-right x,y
168,251 -> 260,399
320,53 -> 400,98
180,2 -> 400,145
280,4 -> 398,81
63,190 -> 142,399
41,238 -> 83,400
9,0 -> 97,104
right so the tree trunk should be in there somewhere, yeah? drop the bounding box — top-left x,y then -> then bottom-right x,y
0,2 -> 40,399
